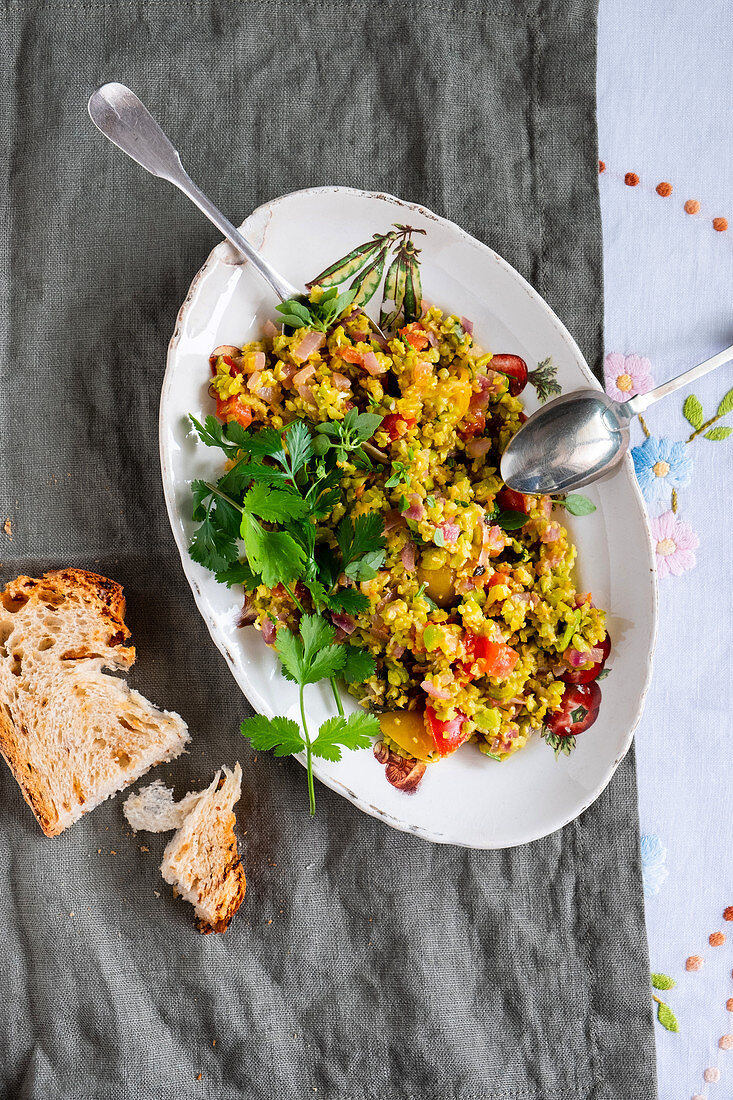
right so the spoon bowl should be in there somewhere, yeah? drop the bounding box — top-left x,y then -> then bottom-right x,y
501,343 -> 733,495
501,390 -> 630,494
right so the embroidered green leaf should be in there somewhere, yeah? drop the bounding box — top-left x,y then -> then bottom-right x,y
656,1000 -> 679,1033
564,494 -> 597,516
703,426 -> 733,441
683,394 -> 704,430
651,972 -> 676,990
717,386 -> 733,418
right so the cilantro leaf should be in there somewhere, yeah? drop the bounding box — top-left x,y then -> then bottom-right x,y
274,627 -> 305,683
311,711 -> 380,761
283,420 -> 313,476
239,427 -> 286,460
300,613 -> 336,663
240,714 -> 305,756
215,559 -> 262,589
243,483 -> 310,523
191,479 -> 213,522
304,647 -> 348,685
189,517 -> 239,573
327,588 -> 369,614
240,513 -> 305,588
341,647 -> 376,683
337,512 -> 385,565
189,414 -> 241,459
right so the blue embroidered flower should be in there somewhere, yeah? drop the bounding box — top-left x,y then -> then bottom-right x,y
632,437 -> 693,503
640,834 -> 668,896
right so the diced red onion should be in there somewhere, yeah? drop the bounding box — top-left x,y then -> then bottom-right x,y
425,330 -> 438,347
391,643 -> 405,659
296,384 -> 317,406
538,496 -> 553,518
330,612 -> 356,635
292,331 -> 325,362
279,362 -> 298,384
361,351 -> 386,375
440,522 -> 460,545
261,618 -> 276,645
332,372 -> 352,391
401,541 -> 416,571
375,590 -> 395,613
210,344 -> 241,363
370,624 -> 390,643
566,647 -> 592,668
247,371 -> 262,392
459,316 -> 474,335
258,386 -> 277,403
351,331 -> 368,342
383,509 -> 406,532
236,598 -> 257,628
421,680 -> 451,700
401,493 -> 425,522
540,522 -> 562,544
263,319 -> 278,338
293,364 -> 315,386
465,437 -> 491,458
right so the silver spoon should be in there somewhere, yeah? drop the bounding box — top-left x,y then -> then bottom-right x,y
500,343 -> 733,494
88,82 -> 300,301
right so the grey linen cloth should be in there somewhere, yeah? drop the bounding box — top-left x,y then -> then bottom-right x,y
0,2 -> 657,1097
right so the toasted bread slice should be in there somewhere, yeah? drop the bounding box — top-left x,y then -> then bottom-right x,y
0,569 -> 189,836
125,764 -> 246,933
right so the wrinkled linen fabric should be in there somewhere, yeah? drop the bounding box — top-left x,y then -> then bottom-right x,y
0,2 -> 656,1097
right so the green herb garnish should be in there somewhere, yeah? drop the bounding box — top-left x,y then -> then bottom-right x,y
275,286 -> 358,333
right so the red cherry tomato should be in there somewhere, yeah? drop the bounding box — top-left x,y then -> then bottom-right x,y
425,705 -> 470,756
462,634 -> 519,680
491,353 -> 528,397
495,487 -> 528,514
216,395 -> 253,429
561,633 -> 612,685
382,413 -> 416,441
545,681 -> 601,737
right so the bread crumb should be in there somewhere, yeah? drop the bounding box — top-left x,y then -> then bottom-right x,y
140,845 -> 149,852
110,850 -> 117,856
267,919 -> 272,925
97,849 -> 101,854
212,1039 -> 216,1047
196,1073 -> 202,1081
3,518 -> 12,539
69,911 -> 75,917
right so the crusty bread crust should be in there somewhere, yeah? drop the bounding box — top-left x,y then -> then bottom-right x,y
0,569 -> 188,835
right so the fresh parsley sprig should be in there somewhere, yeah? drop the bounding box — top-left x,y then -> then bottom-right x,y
240,615 -> 379,813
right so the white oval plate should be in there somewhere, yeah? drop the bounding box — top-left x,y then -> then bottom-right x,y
160,187 -> 657,848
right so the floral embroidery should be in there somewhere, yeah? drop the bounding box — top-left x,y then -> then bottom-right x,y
649,512 -> 699,579
686,955 -> 704,972
599,162 -> 728,232
651,972 -> 679,1031
605,352 -> 654,403
709,932 -> 726,946
640,833 -> 669,896
632,437 -> 693,502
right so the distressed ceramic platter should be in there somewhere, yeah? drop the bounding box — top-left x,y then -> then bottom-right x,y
160,187 -> 657,848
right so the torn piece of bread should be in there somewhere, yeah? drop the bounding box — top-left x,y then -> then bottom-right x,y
125,763 -> 246,934
123,778 -> 203,833
0,569 -> 189,836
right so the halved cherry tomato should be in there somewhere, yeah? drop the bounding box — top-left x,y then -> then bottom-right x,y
216,395 -> 253,429
463,634 -> 519,679
338,347 -> 365,365
561,633 -> 611,685
545,681 -> 601,737
399,324 -> 430,350
382,413 -> 416,441
495,487 -> 528,514
491,353 -> 528,397
379,710 -> 434,762
425,705 -> 470,756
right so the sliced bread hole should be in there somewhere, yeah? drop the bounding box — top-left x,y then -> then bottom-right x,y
115,751 -> 131,769
1,593 -> 28,613
37,637 -> 55,652
60,648 -> 101,661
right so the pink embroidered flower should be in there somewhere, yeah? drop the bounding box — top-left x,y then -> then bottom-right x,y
650,511 -> 699,579
604,353 -> 655,403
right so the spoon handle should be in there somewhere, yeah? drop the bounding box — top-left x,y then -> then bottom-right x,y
87,82 -> 300,302
624,343 -> 733,415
